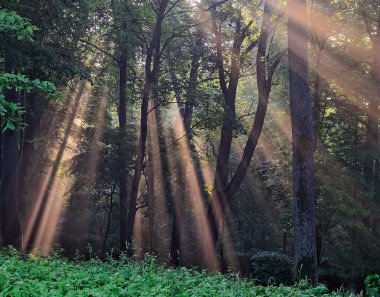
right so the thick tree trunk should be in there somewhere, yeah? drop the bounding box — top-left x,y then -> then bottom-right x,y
312,50 -> 322,151
288,0 -> 318,284
118,55 -> 129,251
311,35 -> 324,267
0,89 -> 21,248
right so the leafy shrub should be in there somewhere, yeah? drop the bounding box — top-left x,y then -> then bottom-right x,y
365,274 -> 380,297
250,250 -> 293,285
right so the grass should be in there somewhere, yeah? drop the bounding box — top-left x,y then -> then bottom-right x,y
0,249 -> 357,296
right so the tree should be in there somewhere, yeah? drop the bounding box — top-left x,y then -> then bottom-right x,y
0,10 -> 59,248
125,0 -> 170,255
362,1 -> 380,201
287,0 -> 318,284
203,0 -> 283,267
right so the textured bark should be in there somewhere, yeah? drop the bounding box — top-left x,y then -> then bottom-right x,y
125,0 -> 169,256
288,0 -> 318,284
118,55 -> 129,251
311,26 -> 325,266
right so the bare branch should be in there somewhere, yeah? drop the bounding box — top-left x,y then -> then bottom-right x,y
79,39 -> 119,64
165,0 -> 181,17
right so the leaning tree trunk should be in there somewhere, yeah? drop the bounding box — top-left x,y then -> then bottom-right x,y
288,0 -> 318,285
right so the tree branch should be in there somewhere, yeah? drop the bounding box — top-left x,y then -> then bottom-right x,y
79,39 -> 119,64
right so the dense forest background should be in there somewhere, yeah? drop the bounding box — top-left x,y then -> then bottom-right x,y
0,0 -> 379,291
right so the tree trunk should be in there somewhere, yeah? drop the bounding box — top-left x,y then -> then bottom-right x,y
312,50 -> 322,151
0,89 -> 21,248
169,156 -> 184,267
212,17 -> 242,199
102,184 -> 115,258
146,139 -> 155,254
364,15 -> 380,200
184,32 -> 202,132
118,55 -> 129,251
288,0 -> 318,284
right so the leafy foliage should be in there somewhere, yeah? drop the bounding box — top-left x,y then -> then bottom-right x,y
365,274 -> 380,297
0,10 -> 59,131
0,73 -> 59,131
0,250 -> 357,296
0,9 -> 36,41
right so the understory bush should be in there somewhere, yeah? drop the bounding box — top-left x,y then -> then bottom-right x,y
0,249 -> 359,296
365,274 -> 380,297
250,251 -> 293,285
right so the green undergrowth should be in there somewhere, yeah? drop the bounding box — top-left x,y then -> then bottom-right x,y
0,249 -> 357,296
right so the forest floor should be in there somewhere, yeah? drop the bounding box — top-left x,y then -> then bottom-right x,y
0,249 -> 359,296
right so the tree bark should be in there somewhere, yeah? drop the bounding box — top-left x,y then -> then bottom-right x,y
288,0 -> 318,284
